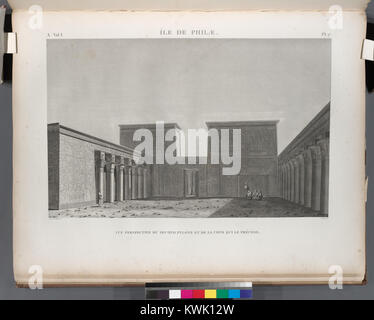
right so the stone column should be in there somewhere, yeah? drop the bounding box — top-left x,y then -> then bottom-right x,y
292,158 -> 300,204
296,154 -> 305,205
303,149 -> 313,208
279,165 -> 283,198
286,162 -> 291,201
283,163 -> 288,200
282,165 -> 286,199
106,154 -> 115,202
116,163 -> 124,202
137,167 -> 144,199
280,165 -> 284,198
286,161 -> 291,201
278,163 -> 283,198
289,160 -> 295,202
131,166 -> 138,199
97,151 -> 106,205
318,138 -> 329,215
310,145 -> 322,212
277,165 -> 281,197
143,168 -> 149,199
124,165 -> 130,200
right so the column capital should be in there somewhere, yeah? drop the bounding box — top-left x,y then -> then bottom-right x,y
98,151 -> 106,168
290,157 -> 299,166
302,148 -> 312,162
105,153 -> 115,162
288,159 -> 295,169
296,152 -> 304,162
309,145 -> 322,161
119,156 -> 125,166
106,162 -> 116,172
121,157 -> 130,166
317,138 -> 329,160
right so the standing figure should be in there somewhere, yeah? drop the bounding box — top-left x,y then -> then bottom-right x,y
258,190 -> 263,200
98,191 -> 103,206
244,183 -> 249,199
247,189 -> 253,200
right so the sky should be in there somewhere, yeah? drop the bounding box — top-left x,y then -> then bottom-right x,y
47,38 -> 331,154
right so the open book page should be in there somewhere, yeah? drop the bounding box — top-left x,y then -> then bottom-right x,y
11,8 -> 367,285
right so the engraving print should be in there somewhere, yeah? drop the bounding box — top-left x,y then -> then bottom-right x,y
47,39 -> 330,218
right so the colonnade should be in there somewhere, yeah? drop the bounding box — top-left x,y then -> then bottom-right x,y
278,138 -> 329,214
97,151 -> 151,204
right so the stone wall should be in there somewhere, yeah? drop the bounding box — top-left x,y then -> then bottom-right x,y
48,124 -> 60,209
49,107 -> 330,209
278,103 -> 330,214
151,163 -> 207,198
119,121 -> 278,199
119,123 -> 181,160
48,123 -> 148,209
205,121 -> 279,198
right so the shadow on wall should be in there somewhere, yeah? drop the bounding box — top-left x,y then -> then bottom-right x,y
210,197 -> 326,218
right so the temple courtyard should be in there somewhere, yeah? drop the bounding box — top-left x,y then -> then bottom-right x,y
49,197 -> 326,219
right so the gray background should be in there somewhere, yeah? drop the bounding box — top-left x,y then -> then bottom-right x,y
47,38 -> 330,154
0,1 -> 373,299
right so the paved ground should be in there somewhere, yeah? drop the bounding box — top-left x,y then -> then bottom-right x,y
210,197 -> 326,217
49,197 -> 325,218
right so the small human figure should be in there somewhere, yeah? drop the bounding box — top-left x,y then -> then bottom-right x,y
247,189 -> 253,200
244,183 -> 250,199
258,190 -> 263,200
98,192 -> 103,206
255,190 -> 260,200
